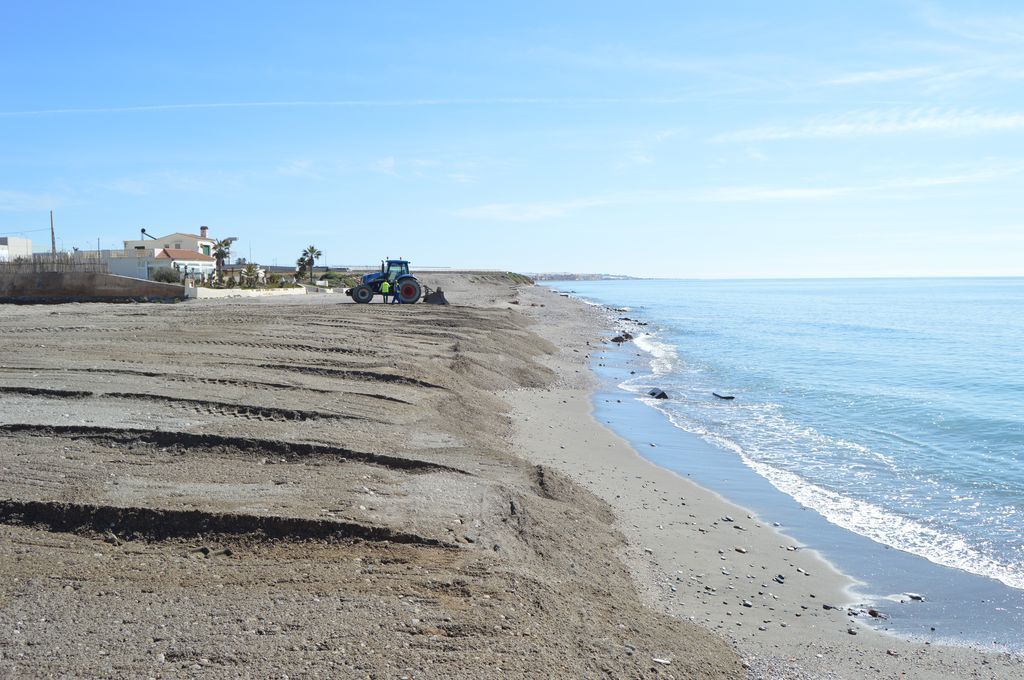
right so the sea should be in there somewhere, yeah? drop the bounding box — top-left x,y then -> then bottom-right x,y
543,277 -> 1024,651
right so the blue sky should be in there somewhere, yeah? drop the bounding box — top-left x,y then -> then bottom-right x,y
1,1 -> 1022,278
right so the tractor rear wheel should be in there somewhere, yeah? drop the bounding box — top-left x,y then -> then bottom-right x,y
351,284 -> 374,304
396,279 -> 422,304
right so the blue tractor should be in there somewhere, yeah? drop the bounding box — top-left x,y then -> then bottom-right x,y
346,259 -> 423,304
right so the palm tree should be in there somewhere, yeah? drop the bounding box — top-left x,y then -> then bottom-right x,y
295,256 -> 308,283
213,239 -> 232,282
241,263 -> 259,288
303,245 -> 322,284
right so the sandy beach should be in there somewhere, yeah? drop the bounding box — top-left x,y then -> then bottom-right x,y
1,274 -> 1020,678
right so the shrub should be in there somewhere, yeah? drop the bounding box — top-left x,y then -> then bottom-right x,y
151,268 -> 181,283
506,272 -> 534,285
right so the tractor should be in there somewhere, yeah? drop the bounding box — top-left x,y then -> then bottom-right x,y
346,259 -> 423,304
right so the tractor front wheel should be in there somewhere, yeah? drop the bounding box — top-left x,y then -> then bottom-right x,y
396,279 -> 422,304
351,284 -> 374,304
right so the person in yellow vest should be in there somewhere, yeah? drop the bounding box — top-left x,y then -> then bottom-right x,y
380,279 -> 391,304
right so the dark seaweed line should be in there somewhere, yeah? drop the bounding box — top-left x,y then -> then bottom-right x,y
0,424 -> 467,475
347,392 -> 413,404
0,366 -> 333,394
0,498 -> 452,548
180,339 -> 370,355
104,392 -> 361,422
0,385 -> 93,398
258,364 -> 446,390
0,386 -> 357,422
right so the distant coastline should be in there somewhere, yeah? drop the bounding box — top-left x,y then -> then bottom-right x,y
528,272 -> 640,281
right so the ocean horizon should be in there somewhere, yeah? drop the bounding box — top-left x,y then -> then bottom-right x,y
545,276 -> 1024,650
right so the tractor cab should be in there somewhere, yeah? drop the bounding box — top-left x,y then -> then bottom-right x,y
383,259 -> 410,281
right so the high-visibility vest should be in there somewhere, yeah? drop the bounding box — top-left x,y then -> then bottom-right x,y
381,281 -> 390,293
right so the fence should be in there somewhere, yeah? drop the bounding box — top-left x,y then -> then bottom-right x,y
0,253 -> 109,274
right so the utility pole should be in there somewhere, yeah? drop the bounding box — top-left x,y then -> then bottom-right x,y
50,210 -> 57,255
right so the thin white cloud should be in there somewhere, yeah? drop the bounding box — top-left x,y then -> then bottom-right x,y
883,168 -> 1012,188
454,168 -> 1017,221
617,152 -> 655,170
276,159 -> 321,179
693,186 -> 856,202
922,7 -> 1024,44
454,196 -> 619,222
0,96 -> 706,117
373,157 -> 399,176
650,128 -> 687,143
526,46 -> 797,95
715,108 -> 1024,142
826,67 -> 938,85
885,226 -> 1024,245
825,63 -> 1024,93
527,47 -> 732,76
368,155 -> 484,182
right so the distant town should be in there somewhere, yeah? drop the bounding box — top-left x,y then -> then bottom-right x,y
528,273 -> 640,281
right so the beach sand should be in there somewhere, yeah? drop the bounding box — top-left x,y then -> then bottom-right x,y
0,274 -> 736,678
0,273 -> 1019,678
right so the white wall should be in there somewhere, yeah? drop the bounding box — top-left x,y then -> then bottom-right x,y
185,287 -> 307,299
105,257 -> 155,280
0,237 -> 32,261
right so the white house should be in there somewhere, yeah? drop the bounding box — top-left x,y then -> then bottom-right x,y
155,248 -> 217,278
122,226 -> 217,258
0,236 -> 32,262
97,226 -> 221,281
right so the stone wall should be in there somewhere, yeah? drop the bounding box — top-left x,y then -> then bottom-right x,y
0,272 -> 186,303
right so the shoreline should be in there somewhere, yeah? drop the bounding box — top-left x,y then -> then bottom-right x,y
508,282 -> 1023,679
591,341 -> 1024,653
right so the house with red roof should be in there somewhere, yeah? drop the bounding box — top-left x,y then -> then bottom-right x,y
122,226 -> 217,259
103,226 -> 220,281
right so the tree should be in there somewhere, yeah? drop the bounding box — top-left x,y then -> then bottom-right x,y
213,239 -> 233,282
302,245 -> 322,284
241,263 -> 259,288
295,256 -> 308,283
